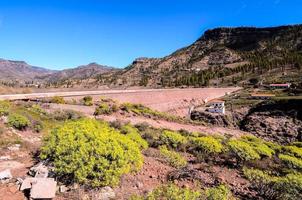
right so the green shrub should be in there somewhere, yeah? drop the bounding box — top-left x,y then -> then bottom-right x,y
160,130 -> 187,149
279,154 -> 302,170
227,140 -> 260,162
32,120 -> 44,133
139,126 -> 162,147
192,136 -> 223,155
243,168 -> 302,200
40,119 -> 144,187
120,124 -> 148,150
0,100 -> 11,116
8,113 -> 30,130
30,104 -> 46,115
94,103 -> 114,115
240,135 -> 275,157
51,96 -> 65,104
159,145 -> 187,168
143,184 -> 201,200
274,172 -> 302,200
292,142 -> 302,148
205,184 -> 234,200
83,96 -> 93,106
51,109 -> 83,121
264,141 -> 282,152
282,145 -> 302,158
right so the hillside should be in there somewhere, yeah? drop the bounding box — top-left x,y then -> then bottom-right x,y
0,59 -> 54,85
95,24 -> 302,88
36,62 -> 117,86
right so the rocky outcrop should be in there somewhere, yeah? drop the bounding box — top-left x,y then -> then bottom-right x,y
240,100 -> 302,143
190,110 -> 244,128
240,111 -> 302,143
191,100 -> 302,144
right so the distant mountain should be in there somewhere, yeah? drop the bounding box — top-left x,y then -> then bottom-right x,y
36,62 -> 118,84
102,24 -> 302,88
0,59 -> 54,83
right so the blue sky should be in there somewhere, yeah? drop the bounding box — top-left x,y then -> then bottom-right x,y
0,0 -> 301,69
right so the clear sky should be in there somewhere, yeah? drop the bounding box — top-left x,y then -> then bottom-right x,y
0,0 -> 301,69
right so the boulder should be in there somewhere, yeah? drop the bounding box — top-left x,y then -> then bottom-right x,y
59,185 -> 69,193
30,178 -> 57,199
29,162 -> 49,178
98,186 -> 116,200
7,144 -> 20,151
0,169 -> 12,182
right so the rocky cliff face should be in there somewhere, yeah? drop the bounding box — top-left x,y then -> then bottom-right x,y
190,110 -> 244,128
240,100 -> 302,143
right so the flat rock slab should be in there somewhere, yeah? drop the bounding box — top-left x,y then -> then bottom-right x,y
0,169 -> 12,180
30,178 -> 57,199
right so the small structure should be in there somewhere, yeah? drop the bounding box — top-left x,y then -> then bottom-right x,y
206,99 -> 225,114
250,93 -> 275,100
269,83 -> 291,89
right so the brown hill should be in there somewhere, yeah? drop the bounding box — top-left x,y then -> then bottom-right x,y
36,62 -> 117,85
0,59 -> 54,85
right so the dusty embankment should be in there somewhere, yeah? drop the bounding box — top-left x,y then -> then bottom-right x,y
47,103 -> 247,137
0,87 -> 239,117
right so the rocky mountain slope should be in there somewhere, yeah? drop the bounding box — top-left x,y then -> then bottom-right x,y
0,59 -> 54,84
98,24 -> 302,88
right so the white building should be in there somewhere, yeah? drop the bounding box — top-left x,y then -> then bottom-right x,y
206,99 -> 225,114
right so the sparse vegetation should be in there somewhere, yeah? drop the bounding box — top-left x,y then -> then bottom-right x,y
51,96 -> 65,104
120,124 -> 148,150
159,145 -> 187,168
130,183 -> 201,200
279,154 -> 302,170
51,109 -> 83,121
205,184 -> 234,200
8,113 -> 30,130
83,96 -> 93,106
160,130 -> 187,149
0,100 -> 11,116
94,102 -> 117,115
243,168 -> 302,200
